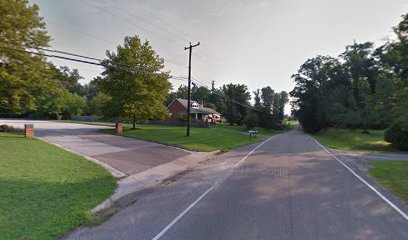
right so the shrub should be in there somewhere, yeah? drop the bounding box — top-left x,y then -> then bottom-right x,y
0,125 -> 20,133
243,112 -> 259,130
176,113 -> 188,122
384,123 -> 408,150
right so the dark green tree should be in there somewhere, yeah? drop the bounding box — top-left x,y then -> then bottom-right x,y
0,0 -> 61,116
221,83 -> 251,125
99,35 -> 171,128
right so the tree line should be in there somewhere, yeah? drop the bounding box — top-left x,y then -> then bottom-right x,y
167,83 -> 288,129
1,0 -> 288,130
290,12 -> 408,149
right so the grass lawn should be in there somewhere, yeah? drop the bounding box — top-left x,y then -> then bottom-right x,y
102,123 -> 277,152
369,160 -> 408,205
0,132 -> 116,240
311,128 -> 402,153
54,120 -> 279,151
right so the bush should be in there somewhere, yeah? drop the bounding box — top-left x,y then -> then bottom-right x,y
0,124 -> 19,133
384,123 -> 408,150
243,112 -> 259,130
176,113 -> 188,122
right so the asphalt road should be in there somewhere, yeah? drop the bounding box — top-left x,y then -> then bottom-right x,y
66,127 -> 408,240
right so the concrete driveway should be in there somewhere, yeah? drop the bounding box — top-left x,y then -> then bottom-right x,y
0,120 -> 192,176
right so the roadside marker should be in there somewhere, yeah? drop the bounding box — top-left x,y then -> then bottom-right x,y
151,135 -> 278,240
309,136 -> 408,221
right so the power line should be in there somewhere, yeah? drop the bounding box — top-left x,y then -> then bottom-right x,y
47,20 -> 116,45
79,0 -> 185,48
106,0 -> 222,65
103,0 -> 190,43
0,43 -> 178,76
0,45 -> 102,66
172,74 -> 257,112
123,0 -> 196,41
190,77 -> 258,112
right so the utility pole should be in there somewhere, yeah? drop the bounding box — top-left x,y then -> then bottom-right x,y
185,42 -> 200,137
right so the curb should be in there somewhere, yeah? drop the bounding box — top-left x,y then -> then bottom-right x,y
37,137 -> 127,179
91,150 -> 221,214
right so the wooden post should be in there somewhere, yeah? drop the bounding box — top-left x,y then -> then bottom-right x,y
24,124 -> 34,138
115,123 -> 123,134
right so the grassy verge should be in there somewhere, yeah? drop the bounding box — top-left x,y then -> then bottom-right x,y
54,120 -> 281,151
0,132 -> 116,240
369,160 -> 408,205
311,128 -> 403,153
103,123 -> 276,152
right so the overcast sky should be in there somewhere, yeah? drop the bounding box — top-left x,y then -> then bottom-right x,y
30,0 -> 408,112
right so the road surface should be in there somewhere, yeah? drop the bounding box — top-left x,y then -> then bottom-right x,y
64,126 -> 408,240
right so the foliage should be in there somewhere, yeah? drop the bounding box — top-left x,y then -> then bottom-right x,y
243,112 -> 259,130
88,92 -> 111,116
176,112 -> 188,122
60,91 -> 87,119
0,132 -> 115,240
0,124 -> 19,132
291,13 -> 408,137
0,0 -> 55,115
83,77 -> 102,101
384,122 -> 408,150
221,83 -> 251,125
99,35 -> 171,128
51,65 -> 85,96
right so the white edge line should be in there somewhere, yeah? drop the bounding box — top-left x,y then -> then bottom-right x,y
151,181 -> 219,240
151,135 -> 277,240
308,136 -> 408,221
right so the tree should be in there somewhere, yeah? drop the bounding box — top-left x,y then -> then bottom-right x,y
51,65 -> 85,96
99,35 -> 171,128
88,92 -> 111,116
83,77 -> 102,101
243,112 -> 259,130
290,56 -> 333,133
60,91 -> 87,119
253,89 -> 263,111
275,91 -> 289,121
0,0 -> 61,116
166,85 -> 188,105
192,85 -> 211,104
261,86 -> 274,113
221,83 -> 251,125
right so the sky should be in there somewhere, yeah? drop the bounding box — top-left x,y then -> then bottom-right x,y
30,0 -> 408,113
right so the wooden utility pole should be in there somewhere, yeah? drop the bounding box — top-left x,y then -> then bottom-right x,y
185,42 -> 200,137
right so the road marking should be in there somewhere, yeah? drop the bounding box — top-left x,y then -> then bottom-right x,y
151,135 -> 277,240
309,136 -> 408,221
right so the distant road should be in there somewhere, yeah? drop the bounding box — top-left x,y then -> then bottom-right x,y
61,126 -> 408,240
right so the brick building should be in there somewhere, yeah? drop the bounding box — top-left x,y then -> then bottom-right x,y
167,98 -> 221,124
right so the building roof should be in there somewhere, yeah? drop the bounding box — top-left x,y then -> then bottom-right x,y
169,98 -> 221,115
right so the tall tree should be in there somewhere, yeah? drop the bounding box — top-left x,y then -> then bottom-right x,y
221,83 -> 251,125
52,65 -> 85,96
99,35 -> 171,128
261,86 -> 274,113
0,0 -> 60,116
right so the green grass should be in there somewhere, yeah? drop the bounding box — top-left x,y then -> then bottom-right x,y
369,160 -> 408,204
0,132 -> 116,240
311,128 -> 402,153
54,120 -> 280,152
102,123 -> 276,152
